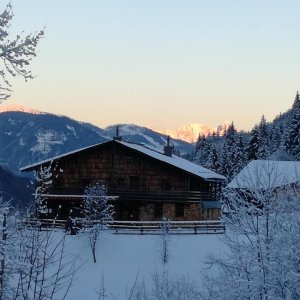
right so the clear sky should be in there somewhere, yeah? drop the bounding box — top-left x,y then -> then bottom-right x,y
4,0 -> 300,131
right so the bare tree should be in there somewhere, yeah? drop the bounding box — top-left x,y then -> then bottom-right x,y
125,270 -> 201,300
9,161 -> 77,300
0,197 -> 12,300
82,183 -> 114,263
0,3 -> 44,102
0,195 -> 76,300
160,218 -> 171,265
12,225 -> 77,300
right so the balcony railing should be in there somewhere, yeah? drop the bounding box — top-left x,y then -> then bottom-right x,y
108,189 -> 217,202
46,188 -> 219,202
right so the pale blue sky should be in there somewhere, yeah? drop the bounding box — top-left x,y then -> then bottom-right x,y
5,1 -> 300,130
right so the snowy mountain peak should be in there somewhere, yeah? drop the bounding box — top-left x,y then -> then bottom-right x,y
0,104 -> 44,114
155,121 -> 230,143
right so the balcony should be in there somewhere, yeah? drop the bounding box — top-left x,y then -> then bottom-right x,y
46,188 -> 219,203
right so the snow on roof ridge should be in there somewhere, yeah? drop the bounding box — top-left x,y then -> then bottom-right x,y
21,140 -> 225,181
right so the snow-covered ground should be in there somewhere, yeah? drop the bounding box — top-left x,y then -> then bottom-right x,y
64,231 -> 224,299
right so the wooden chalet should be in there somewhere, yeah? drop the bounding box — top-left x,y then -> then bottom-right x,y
21,137 -> 225,221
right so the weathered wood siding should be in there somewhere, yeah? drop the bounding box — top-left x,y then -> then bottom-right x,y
52,143 -> 208,193
40,142 -> 222,221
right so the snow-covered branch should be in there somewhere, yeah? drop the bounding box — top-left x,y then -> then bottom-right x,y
203,163 -> 300,299
81,183 -> 114,263
0,3 -> 44,102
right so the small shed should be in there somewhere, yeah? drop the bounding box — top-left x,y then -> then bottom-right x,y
227,160 -> 300,191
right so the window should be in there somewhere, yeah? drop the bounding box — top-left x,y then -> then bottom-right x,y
175,203 -> 185,218
129,176 -> 140,190
161,179 -> 171,191
154,203 -> 163,219
82,178 -> 91,187
117,177 -> 125,187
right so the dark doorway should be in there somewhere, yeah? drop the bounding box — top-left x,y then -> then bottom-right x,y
154,203 -> 163,219
175,203 -> 185,218
117,201 -> 140,221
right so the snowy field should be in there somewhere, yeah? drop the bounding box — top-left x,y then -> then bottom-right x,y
63,231 -> 224,299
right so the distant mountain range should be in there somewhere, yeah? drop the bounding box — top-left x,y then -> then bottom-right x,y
155,121 -> 230,143
0,105 -> 194,174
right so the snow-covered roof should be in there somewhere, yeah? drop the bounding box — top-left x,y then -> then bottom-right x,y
20,142 -> 103,171
227,160 -> 300,190
20,140 -> 225,181
118,141 -> 225,181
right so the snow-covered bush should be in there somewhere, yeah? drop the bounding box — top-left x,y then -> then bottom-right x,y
81,183 -> 114,263
34,163 -> 53,217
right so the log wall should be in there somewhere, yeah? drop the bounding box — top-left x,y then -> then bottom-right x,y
43,142 -> 221,221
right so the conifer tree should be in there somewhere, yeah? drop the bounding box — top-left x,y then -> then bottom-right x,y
233,135 -> 246,174
224,122 -> 236,148
247,125 -> 260,161
219,122 -> 237,180
219,143 -> 230,180
193,134 -> 203,161
284,92 -> 300,160
257,115 -> 270,159
193,135 -> 211,167
207,146 -> 220,172
269,123 -> 282,155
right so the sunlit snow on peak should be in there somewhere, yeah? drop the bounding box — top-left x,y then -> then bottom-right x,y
154,121 -> 231,143
0,104 -> 44,114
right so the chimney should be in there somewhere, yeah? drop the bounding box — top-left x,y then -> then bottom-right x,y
164,136 -> 172,157
113,125 -> 122,141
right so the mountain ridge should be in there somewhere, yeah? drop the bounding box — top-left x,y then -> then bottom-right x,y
0,107 -> 194,174
1,104 -> 230,143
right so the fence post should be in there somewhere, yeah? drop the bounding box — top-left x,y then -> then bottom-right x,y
194,226 -> 197,235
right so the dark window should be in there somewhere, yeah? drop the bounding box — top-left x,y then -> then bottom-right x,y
161,179 -> 171,191
117,177 -> 125,187
126,157 -> 133,164
175,203 -> 185,218
129,176 -> 140,190
82,178 -> 91,187
154,203 -> 163,219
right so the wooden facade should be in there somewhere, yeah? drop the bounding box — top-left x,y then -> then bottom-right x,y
21,140 -> 225,221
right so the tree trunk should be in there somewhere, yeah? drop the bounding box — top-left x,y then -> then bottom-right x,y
0,212 -> 7,300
